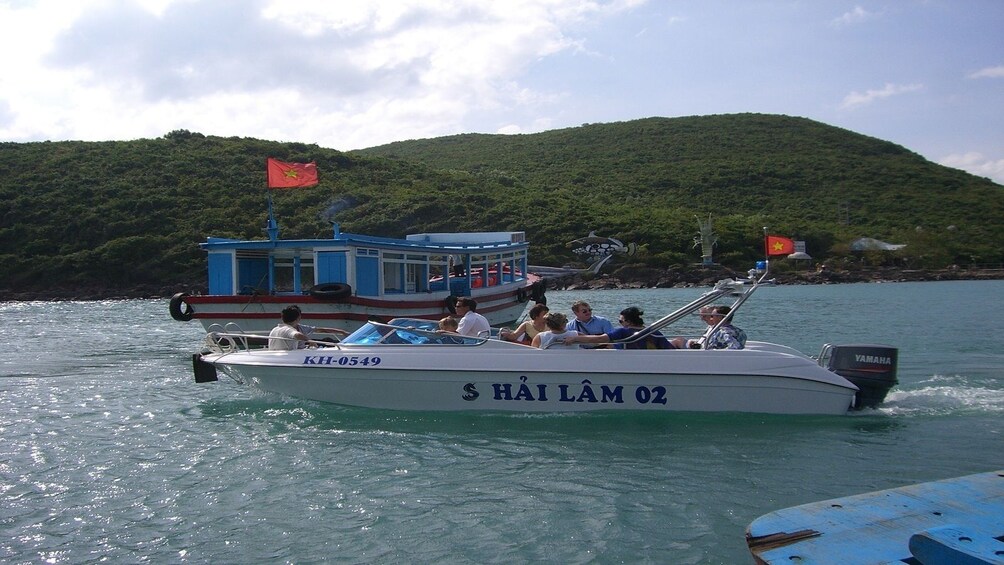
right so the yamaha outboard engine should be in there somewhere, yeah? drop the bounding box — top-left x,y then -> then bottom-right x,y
819,344 -> 898,409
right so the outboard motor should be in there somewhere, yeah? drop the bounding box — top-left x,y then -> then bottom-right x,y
819,344 -> 898,409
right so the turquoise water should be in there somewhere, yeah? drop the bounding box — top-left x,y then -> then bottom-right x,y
2,281 -> 1002,563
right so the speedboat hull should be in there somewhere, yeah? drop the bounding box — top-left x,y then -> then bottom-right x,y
199,340 -> 858,415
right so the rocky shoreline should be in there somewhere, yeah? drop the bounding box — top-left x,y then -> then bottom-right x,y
1,267 -> 1002,302
549,265 -> 1004,291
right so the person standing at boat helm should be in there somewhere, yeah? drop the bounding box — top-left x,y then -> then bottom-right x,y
268,305 -> 348,350
454,297 -> 491,337
565,300 -> 614,348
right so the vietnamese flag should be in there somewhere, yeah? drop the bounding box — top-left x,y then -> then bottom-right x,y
267,158 -> 319,188
766,235 -> 795,256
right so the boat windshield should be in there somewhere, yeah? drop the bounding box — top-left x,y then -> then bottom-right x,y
340,318 -> 485,346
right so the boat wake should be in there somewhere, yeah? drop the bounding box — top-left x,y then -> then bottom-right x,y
875,378 -> 1004,416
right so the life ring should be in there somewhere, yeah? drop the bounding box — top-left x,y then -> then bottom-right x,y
169,292 -> 195,321
445,295 -> 458,316
516,287 -> 529,303
309,283 -> 352,301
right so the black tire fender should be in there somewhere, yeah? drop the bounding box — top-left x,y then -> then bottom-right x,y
309,283 -> 352,301
445,295 -> 458,316
169,292 -> 195,321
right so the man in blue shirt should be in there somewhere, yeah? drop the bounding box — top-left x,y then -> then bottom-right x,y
564,306 -> 674,350
565,300 -> 614,348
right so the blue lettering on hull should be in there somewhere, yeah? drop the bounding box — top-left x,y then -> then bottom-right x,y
468,376 -> 668,407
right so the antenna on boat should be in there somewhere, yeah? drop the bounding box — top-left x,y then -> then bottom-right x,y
755,226 -> 772,283
266,193 -> 280,241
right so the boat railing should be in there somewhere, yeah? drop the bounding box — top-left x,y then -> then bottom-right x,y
617,267 -> 769,348
202,329 -> 342,354
614,278 -> 751,347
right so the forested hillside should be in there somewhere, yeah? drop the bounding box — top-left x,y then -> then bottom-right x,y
359,114 -> 1003,268
1,114 -> 1001,298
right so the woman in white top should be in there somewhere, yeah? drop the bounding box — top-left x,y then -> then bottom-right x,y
531,312 -> 580,349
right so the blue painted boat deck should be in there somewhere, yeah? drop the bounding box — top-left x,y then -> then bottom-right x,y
746,470 -> 1004,564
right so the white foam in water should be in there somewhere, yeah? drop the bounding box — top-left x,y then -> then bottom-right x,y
878,377 -> 1004,415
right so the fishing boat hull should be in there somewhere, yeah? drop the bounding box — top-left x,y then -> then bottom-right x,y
197,340 -> 858,415
178,284 -> 535,334
170,229 -> 544,333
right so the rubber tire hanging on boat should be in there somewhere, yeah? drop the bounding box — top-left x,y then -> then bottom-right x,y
309,283 -> 352,301
169,292 -> 195,321
516,287 -> 529,303
445,295 -> 458,316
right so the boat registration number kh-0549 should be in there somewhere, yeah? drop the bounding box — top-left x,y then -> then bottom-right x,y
302,355 -> 382,366
464,377 -> 669,406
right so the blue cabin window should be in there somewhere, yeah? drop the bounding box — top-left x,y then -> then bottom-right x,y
235,257 -> 268,295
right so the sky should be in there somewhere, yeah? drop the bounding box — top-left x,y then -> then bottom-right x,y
2,0 -> 1002,184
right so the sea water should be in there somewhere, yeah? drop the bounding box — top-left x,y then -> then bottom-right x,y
1,281 -> 1002,563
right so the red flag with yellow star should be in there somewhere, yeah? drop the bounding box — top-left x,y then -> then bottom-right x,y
765,235 -> 795,256
267,158 -> 319,188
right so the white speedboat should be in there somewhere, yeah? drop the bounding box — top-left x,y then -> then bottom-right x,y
193,278 -> 898,415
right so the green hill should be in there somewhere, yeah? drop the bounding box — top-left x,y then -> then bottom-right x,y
1,114 -> 1000,298
358,114 -> 1003,268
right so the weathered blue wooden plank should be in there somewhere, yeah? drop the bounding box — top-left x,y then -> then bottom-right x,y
746,470 -> 1004,565
909,525 -> 1004,565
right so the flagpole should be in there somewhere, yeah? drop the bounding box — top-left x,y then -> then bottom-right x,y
266,191 -> 279,241
758,226 -> 770,283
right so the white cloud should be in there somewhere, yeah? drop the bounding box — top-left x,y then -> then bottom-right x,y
939,152 -> 1004,185
0,0 -> 641,149
839,83 -> 923,110
968,65 -> 1004,79
830,5 -> 877,27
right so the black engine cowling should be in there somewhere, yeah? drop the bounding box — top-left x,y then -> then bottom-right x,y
820,344 -> 898,409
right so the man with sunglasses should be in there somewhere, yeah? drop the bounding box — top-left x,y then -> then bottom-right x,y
565,300 -> 614,348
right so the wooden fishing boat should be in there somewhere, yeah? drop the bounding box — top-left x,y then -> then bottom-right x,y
169,225 -> 545,334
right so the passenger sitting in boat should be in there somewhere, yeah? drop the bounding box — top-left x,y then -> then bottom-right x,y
454,297 -> 491,337
566,300 -> 615,349
673,305 -> 746,350
436,317 -> 465,344
500,303 -> 549,345
438,316 -> 459,333
563,307 -> 674,350
268,305 -> 348,350
671,306 -> 717,349
531,312 -> 580,349
702,306 -> 746,350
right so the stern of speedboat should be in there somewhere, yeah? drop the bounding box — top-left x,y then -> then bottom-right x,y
818,344 -> 898,409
